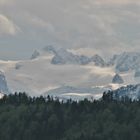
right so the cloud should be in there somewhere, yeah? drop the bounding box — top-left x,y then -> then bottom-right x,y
25,14 -> 55,32
0,0 -> 15,6
90,0 -> 140,5
0,14 -> 20,36
0,0 -> 140,59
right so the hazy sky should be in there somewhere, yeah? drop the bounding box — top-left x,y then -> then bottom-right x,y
0,0 -> 140,60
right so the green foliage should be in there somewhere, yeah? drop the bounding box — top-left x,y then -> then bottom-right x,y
0,92 -> 140,140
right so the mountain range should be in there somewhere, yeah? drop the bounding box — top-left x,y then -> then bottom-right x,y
0,46 -> 140,100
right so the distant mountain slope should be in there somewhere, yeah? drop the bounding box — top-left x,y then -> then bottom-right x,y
30,50 -> 40,60
112,84 -> 140,100
0,71 -> 9,94
112,74 -> 124,84
44,46 -> 106,66
43,48 -> 140,72
1,47 -> 140,99
108,52 -> 140,72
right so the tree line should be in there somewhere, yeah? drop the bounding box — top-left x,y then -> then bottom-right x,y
0,91 -> 140,140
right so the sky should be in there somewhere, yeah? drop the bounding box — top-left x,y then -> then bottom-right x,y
0,0 -> 140,60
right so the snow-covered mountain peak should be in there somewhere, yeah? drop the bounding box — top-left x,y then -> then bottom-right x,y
91,54 -> 106,67
43,45 -> 58,54
112,74 -> 124,84
41,46 -> 106,66
113,84 -> 140,100
0,71 -> 9,94
108,52 -> 140,72
1,48 -> 140,99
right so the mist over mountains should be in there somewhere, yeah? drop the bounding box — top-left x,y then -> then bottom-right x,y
0,46 -> 140,100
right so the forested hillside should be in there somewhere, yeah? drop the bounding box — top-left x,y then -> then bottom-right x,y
0,92 -> 140,140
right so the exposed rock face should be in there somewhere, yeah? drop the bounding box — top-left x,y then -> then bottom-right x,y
31,50 -> 40,59
44,46 -> 106,66
0,71 -> 9,94
91,54 -> 106,67
51,48 -> 90,65
43,45 -> 57,53
112,74 -> 124,84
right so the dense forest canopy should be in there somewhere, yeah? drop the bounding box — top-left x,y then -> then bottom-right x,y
0,92 -> 140,140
